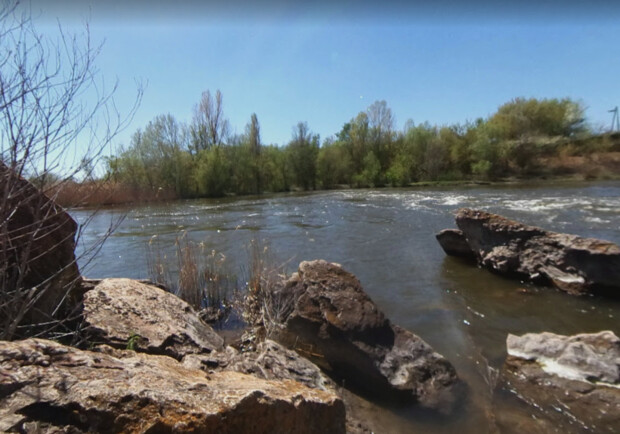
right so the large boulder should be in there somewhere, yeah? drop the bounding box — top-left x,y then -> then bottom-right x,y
0,162 -> 81,336
183,339 -> 336,392
269,260 -> 460,412
437,208 -> 620,295
499,331 -> 620,433
82,278 -> 224,359
0,338 -> 346,434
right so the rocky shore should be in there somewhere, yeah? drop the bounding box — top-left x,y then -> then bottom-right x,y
1,264 -> 462,432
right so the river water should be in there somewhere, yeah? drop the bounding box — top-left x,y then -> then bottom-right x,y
71,181 -> 620,433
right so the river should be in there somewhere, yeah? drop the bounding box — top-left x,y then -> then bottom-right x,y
71,180 -> 620,433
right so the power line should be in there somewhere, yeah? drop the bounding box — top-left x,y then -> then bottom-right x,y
609,106 -> 619,132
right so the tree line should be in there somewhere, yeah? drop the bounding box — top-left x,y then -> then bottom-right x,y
105,91 -> 593,199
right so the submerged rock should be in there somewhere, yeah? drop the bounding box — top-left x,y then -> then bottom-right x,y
499,331 -> 620,433
437,208 -> 620,296
0,338 -> 346,434
82,278 -> 224,359
269,260 -> 460,412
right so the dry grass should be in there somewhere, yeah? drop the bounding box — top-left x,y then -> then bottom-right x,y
241,239 -> 294,340
146,234 -> 292,333
539,151 -> 620,179
49,180 -> 177,208
146,234 -> 238,325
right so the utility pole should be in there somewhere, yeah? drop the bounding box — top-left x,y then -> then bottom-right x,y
609,106 -> 619,132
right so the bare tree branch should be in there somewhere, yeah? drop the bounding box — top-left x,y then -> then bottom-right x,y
0,0 -> 142,340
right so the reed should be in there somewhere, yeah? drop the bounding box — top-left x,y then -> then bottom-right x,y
242,239 -> 293,338
145,234 -> 294,334
146,234 -> 237,326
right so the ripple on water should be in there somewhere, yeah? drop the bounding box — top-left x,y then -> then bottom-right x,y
502,197 -> 589,212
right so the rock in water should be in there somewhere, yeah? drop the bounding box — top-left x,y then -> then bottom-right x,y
270,260 -> 460,412
82,278 -> 224,358
0,162 -> 81,332
0,338 -> 346,434
435,228 -> 476,260
507,331 -> 620,384
500,331 -> 620,433
437,208 -> 620,295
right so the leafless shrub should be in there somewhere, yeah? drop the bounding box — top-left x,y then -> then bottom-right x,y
0,1 -> 141,340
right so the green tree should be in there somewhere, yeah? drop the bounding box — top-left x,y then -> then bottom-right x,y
344,113 -> 370,176
317,139 -> 353,189
469,123 -> 505,179
194,147 -> 231,197
247,113 -> 262,194
402,122 -> 437,181
487,97 -> 587,140
261,145 -> 290,192
190,89 -> 230,152
354,152 -> 381,187
367,100 -> 395,174
108,114 -> 191,196
287,122 -> 319,190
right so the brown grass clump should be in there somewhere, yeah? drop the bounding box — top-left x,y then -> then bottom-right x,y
241,240 -> 294,344
49,180 -> 177,208
146,234 -> 292,334
146,233 -> 237,325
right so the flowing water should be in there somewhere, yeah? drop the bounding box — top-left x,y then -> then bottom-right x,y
71,180 -> 620,433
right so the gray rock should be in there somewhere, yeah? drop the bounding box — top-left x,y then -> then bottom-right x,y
437,208 -> 620,295
435,228 -> 476,260
500,331 -> 620,433
0,338 -> 345,434
83,278 -> 224,359
183,339 -> 336,392
499,331 -> 620,433
269,260 -> 460,412
506,330 -> 620,384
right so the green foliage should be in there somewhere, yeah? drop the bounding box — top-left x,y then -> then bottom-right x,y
126,333 -> 141,351
260,145 -> 290,192
471,160 -> 493,179
317,140 -> 353,189
506,139 -> 539,174
354,152 -> 381,187
287,122 -> 319,190
386,152 -> 411,186
106,95 -> 600,200
194,147 -> 231,197
487,97 -> 587,140
106,114 -> 192,195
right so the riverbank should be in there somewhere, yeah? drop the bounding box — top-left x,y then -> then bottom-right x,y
56,148 -> 620,209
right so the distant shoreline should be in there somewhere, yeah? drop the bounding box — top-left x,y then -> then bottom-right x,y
64,167 -> 620,211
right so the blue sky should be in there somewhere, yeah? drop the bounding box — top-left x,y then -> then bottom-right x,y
31,1 -> 620,151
